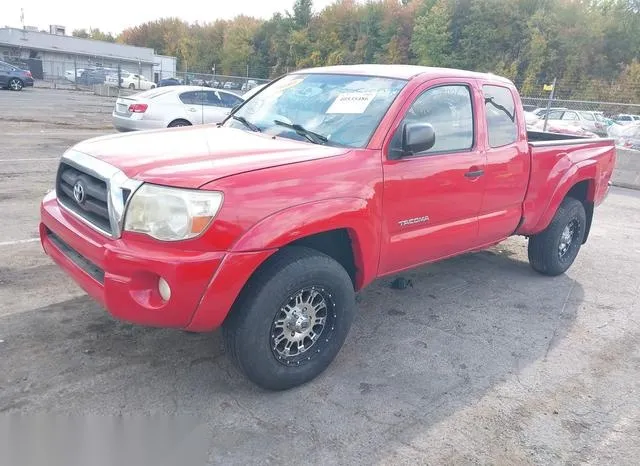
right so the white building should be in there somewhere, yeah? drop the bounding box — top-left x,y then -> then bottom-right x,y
0,27 -> 176,82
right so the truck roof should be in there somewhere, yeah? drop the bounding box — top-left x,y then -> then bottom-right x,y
295,64 -> 513,84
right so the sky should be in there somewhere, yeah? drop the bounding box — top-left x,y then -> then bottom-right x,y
4,0 -> 338,35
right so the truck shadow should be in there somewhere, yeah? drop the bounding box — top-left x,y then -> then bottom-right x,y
0,238 -> 584,463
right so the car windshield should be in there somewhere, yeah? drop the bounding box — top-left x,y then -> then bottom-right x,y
224,73 -> 407,147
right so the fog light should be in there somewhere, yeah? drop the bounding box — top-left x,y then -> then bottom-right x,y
158,277 -> 171,301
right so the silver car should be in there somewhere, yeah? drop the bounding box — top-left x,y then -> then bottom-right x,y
112,86 -> 244,131
544,109 -> 606,136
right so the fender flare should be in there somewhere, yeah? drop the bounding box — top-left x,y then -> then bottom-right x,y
530,160 -> 596,234
231,197 -> 380,290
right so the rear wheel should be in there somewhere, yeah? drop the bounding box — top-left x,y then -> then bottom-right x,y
223,247 -> 356,390
528,197 -> 587,276
168,119 -> 191,128
128,83 -> 135,89
8,78 -> 23,91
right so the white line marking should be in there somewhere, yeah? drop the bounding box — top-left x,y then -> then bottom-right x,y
1,158 -> 59,162
0,238 -> 40,247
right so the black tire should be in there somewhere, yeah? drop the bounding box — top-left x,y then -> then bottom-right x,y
528,197 -> 587,276
8,78 -> 23,91
223,246 -> 356,390
167,119 -> 191,128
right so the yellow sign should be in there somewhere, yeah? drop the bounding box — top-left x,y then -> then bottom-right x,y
543,84 -> 554,91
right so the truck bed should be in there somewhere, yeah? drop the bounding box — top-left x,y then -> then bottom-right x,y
517,133 -> 617,236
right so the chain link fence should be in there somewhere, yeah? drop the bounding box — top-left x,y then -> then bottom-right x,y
16,59 -> 271,97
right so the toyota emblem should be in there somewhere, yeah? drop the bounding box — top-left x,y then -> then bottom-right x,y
73,181 -> 86,204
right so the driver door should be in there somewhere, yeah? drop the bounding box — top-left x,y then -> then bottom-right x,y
379,79 -> 487,274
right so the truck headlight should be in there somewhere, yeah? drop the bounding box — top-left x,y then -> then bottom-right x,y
124,184 -> 223,241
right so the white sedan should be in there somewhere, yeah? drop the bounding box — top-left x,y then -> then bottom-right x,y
112,86 -> 244,132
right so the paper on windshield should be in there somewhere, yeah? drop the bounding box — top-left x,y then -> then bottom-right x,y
326,92 -> 377,114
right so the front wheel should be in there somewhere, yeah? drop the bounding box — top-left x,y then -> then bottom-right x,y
528,197 -> 587,276
223,247 -> 356,390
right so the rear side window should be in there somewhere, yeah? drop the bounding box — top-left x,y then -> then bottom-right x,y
220,92 -> 243,108
483,85 -> 517,147
204,91 -> 222,106
562,111 -> 579,121
180,91 -> 205,105
581,112 -> 595,121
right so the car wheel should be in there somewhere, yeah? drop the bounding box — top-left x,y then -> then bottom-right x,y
167,119 -> 191,128
150,84 -> 156,89
528,197 -> 587,276
9,78 -> 23,91
223,246 -> 356,390
128,83 -> 135,89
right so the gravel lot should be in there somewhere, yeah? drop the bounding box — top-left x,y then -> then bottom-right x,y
1,88 -> 639,464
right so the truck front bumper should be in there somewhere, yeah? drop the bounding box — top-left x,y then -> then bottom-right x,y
40,192 -> 273,331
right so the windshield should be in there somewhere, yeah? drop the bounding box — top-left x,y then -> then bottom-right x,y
224,73 -> 407,147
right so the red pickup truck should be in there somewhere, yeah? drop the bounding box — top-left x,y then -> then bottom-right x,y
40,65 -> 615,390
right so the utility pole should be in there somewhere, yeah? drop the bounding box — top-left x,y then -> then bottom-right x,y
542,77 -> 557,132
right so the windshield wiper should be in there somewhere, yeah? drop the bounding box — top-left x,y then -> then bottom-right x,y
232,115 -> 261,132
273,120 -> 328,145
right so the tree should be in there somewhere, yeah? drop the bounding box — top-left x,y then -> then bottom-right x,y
291,0 -> 314,29
411,0 -> 451,66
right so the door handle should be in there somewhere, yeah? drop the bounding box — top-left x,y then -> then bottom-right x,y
187,107 -> 197,112
465,169 -> 484,178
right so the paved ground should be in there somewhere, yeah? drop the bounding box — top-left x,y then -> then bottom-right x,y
1,88 -> 639,465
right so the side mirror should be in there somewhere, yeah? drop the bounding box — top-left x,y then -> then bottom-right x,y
402,123 -> 436,155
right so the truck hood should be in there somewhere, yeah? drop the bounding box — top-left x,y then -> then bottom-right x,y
72,126 -> 349,188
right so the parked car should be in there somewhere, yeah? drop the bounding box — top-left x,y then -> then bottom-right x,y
613,114 -> 640,125
0,60 -> 34,91
223,81 -> 242,90
111,85 -> 244,131
242,83 -> 267,100
157,77 -> 182,87
77,69 -> 109,86
64,68 -> 86,83
41,65 -> 615,390
531,119 -> 598,138
533,107 -> 567,117
608,122 -> 640,150
543,109 -> 606,136
121,73 -> 156,90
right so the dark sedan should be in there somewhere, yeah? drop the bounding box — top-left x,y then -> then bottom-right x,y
0,60 -> 34,91
157,77 -> 182,87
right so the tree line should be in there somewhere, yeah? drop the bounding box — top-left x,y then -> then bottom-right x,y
74,0 -> 640,102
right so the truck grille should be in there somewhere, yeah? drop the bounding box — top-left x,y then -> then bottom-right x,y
56,162 -> 112,234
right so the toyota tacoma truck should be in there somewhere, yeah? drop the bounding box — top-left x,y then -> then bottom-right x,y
40,65 -> 616,390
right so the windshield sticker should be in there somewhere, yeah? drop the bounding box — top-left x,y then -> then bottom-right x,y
326,92 -> 377,114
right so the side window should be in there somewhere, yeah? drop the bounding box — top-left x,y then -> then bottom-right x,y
483,85 -> 517,147
0,63 -> 9,71
581,112 -> 595,121
179,91 -> 201,105
546,110 -> 562,119
204,91 -> 223,107
390,85 -> 474,156
562,112 -> 578,121
220,92 -> 243,108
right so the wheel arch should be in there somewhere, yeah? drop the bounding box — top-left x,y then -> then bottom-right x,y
231,198 -> 380,291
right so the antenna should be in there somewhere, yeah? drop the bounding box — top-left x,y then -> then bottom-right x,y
20,8 -> 25,28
